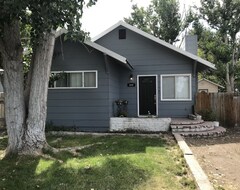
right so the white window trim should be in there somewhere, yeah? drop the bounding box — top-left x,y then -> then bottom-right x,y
49,70 -> 98,89
137,75 -> 158,117
160,74 -> 192,101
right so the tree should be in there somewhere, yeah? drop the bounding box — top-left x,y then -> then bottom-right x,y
198,0 -> 240,92
189,21 -> 231,87
0,0 -> 97,156
124,0 -> 182,44
124,4 -> 152,34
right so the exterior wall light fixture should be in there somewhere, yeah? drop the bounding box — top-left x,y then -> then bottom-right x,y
129,74 -> 133,81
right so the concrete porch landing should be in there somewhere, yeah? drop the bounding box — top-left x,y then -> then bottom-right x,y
110,117 -> 171,132
171,118 -> 226,137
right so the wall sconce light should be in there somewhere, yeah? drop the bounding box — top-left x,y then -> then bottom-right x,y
129,74 -> 133,81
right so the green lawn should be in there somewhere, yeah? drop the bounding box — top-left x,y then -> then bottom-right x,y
0,134 -> 196,190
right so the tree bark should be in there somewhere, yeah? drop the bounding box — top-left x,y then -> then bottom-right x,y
226,63 -> 232,92
0,20 -> 25,156
230,45 -> 237,92
226,67 -> 235,92
20,31 -> 56,155
0,21 -> 56,156
226,48 -> 237,93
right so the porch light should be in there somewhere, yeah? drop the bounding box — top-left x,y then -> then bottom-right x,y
129,74 -> 133,81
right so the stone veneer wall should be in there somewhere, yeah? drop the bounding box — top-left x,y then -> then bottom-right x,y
110,117 -> 171,132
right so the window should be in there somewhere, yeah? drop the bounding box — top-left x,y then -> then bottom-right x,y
199,89 -> 208,93
161,74 -> 191,101
119,29 -> 126,39
49,71 -> 97,89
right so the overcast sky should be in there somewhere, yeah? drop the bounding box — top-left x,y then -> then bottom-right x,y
81,0 -> 201,38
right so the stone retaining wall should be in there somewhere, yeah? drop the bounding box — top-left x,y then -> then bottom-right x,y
110,117 -> 171,132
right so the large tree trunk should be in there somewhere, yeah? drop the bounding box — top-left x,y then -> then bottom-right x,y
20,31 -> 56,155
230,74 -> 235,92
226,63 -> 235,92
225,38 -> 237,93
230,46 -> 237,92
0,20 -> 25,155
226,63 -> 232,92
0,21 -> 56,156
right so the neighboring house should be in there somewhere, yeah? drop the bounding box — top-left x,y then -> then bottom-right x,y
47,21 -> 215,132
198,78 -> 224,93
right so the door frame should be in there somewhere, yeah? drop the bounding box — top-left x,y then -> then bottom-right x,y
137,75 -> 158,117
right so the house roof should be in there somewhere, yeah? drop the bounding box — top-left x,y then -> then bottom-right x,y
198,78 -> 224,88
92,21 -> 216,70
54,28 -> 133,70
84,40 -> 133,70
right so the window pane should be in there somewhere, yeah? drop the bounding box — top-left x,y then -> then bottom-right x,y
50,71 -> 97,88
56,73 -> 67,87
84,72 -> 96,87
69,73 -> 82,87
175,76 -> 190,99
162,76 -> 175,99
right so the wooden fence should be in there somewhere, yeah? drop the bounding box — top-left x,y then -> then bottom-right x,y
195,92 -> 240,128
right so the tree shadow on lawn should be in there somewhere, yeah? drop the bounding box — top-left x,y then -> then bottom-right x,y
0,155 -> 150,190
47,134 -> 169,159
38,157 -> 150,190
0,135 -> 170,190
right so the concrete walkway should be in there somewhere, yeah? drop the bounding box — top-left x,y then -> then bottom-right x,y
174,134 -> 214,190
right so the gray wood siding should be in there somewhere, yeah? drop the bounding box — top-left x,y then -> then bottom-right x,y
108,59 -> 131,117
96,26 -> 197,117
108,58 -> 120,117
47,39 -> 110,131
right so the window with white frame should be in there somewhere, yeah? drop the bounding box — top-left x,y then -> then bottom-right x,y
161,74 -> 191,101
49,71 -> 97,88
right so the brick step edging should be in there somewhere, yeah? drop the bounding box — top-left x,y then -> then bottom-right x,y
172,126 -> 226,137
171,119 -> 204,125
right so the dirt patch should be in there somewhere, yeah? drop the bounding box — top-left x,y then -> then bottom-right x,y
185,128 -> 240,190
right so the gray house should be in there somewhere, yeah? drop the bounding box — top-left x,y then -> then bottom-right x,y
47,21 -> 215,132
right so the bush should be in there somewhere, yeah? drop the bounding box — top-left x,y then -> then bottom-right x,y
198,109 -> 216,121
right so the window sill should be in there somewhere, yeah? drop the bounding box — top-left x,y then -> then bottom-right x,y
48,87 -> 98,90
161,99 -> 192,101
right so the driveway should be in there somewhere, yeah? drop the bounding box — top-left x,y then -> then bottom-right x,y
185,128 -> 240,190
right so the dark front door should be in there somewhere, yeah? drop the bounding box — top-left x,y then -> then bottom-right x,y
138,76 -> 157,116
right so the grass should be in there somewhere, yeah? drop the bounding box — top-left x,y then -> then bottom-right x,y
0,133 -> 196,190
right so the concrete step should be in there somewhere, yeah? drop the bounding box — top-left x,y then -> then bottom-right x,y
171,118 -> 204,125
172,126 -> 226,138
171,122 -> 215,132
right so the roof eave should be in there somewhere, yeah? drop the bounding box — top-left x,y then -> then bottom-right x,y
199,78 -> 224,88
126,60 -> 134,70
93,20 -> 216,70
84,40 -> 133,70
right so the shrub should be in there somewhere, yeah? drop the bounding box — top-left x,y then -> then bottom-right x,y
198,109 -> 216,121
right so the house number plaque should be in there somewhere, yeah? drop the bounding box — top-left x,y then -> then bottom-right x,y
127,83 -> 135,87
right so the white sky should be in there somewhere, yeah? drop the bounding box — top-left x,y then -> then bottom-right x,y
81,0 -> 201,38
